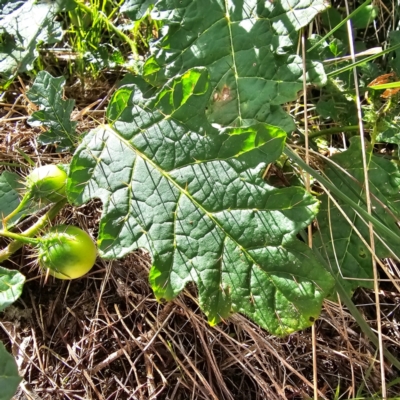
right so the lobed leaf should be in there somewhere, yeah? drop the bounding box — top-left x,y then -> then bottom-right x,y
27,71 -> 78,151
314,137 -> 400,293
68,68 -> 334,335
143,0 -> 328,131
0,340 -> 22,400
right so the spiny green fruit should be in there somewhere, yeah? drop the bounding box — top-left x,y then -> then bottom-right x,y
38,225 -> 97,280
26,164 -> 67,203
2,165 -> 68,229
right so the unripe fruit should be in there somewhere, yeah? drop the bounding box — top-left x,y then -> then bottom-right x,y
2,165 -> 68,229
26,165 -> 67,203
38,225 -> 97,279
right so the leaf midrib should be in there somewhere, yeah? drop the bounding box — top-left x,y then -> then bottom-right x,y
105,124 -> 317,318
223,0 -> 242,125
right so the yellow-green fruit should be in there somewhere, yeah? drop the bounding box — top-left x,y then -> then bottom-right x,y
26,165 -> 67,203
38,225 -> 97,279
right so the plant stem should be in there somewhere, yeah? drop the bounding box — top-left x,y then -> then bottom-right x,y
0,230 -> 39,245
2,194 -> 31,229
74,0 -> 139,59
0,199 -> 67,263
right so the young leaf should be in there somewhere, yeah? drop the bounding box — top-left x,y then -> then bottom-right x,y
68,68 -> 334,336
0,0 -> 73,86
0,340 -> 22,400
314,137 -> 400,293
27,71 -> 78,151
143,0 -> 328,131
0,266 -> 25,312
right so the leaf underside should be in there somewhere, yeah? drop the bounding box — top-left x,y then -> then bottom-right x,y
144,0 -> 328,131
68,68 -> 334,336
314,137 -> 400,293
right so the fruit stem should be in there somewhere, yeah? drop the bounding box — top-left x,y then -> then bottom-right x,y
0,199 -> 67,263
0,230 -> 39,245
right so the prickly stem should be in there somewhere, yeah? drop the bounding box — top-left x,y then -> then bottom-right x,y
0,199 -> 67,263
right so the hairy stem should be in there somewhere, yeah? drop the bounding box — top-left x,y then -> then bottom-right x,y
0,230 -> 39,245
2,193 -> 31,229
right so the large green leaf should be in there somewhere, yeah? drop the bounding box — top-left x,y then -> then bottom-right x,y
68,68 -> 334,336
314,137 -> 400,293
143,0 -> 328,131
27,71 -> 77,151
0,266 -> 25,312
0,0 -> 73,86
0,340 -> 22,400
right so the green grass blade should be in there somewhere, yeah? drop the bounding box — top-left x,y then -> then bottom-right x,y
307,0 -> 372,52
284,146 -> 400,245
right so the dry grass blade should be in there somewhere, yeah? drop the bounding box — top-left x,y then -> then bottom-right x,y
344,11 -> 387,400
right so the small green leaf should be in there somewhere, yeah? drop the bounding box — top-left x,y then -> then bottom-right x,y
316,98 -> 342,121
68,68 -> 334,336
27,71 -> 77,151
376,117 -> 400,149
351,5 -> 378,29
0,266 -> 25,312
320,8 -> 348,43
0,340 -> 22,400
316,92 -> 357,125
314,137 -> 400,293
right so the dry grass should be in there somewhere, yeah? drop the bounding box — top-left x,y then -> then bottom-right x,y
1,73 -> 400,400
